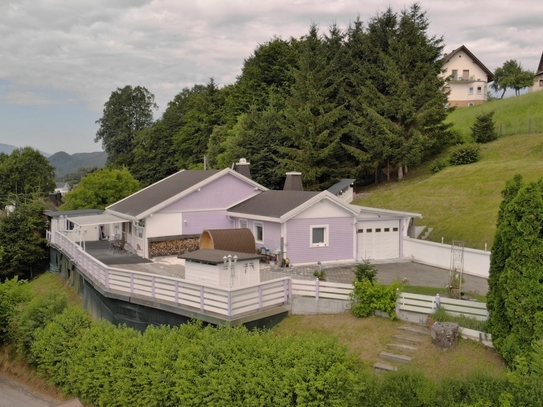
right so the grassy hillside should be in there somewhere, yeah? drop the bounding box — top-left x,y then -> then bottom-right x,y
356,95 -> 543,250
446,91 -> 543,141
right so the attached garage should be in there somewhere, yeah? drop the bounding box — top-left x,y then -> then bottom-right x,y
357,219 -> 401,260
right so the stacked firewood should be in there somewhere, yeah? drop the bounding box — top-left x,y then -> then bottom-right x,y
149,237 -> 199,258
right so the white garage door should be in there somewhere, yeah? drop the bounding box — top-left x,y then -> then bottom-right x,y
357,220 -> 400,260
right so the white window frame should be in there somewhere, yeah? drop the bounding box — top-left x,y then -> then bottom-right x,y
135,221 -> 144,239
469,87 -> 474,95
477,86 -> 482,95
310,224 -> 329,248
254,221 -> 264,243
239,219 -> 248,229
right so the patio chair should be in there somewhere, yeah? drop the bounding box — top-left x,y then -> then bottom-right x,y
113,240 -> 126,254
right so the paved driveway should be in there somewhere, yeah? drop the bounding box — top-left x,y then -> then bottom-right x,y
261,259 -> 488,295
0,373 -> 59,407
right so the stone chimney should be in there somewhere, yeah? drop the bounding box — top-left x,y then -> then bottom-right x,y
235,158 -> 251,180
283,172 -> 303,191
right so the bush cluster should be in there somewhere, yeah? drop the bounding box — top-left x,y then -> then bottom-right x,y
430,158 -> 448,173
3,275 -> 543,406
350,260 -> 399,320
449,144 -> 480,166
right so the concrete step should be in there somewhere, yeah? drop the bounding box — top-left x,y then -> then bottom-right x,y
394,334 -> 424,345
379,352 -> 412,363
398,324 -> 428,336
373,362 -> 398,372
388,343 -> 418,352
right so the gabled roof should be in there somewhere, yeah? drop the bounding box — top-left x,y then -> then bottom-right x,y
106,169 -> 267,220
327,179 -> 355,195
536,49 -> 543,75
227,190 -> 361,222
444,45 -> 494,82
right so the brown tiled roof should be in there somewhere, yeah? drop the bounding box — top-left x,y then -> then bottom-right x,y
200,229 -> 256,253
107,170 -> 220,218
227,190 -> 320,218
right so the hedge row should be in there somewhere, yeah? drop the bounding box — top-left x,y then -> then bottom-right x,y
2,276 -> 543,406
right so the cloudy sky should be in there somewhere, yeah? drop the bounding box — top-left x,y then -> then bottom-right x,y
1,0 -> 541,155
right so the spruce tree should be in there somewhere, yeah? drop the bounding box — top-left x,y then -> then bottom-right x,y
471,111 -> 498,143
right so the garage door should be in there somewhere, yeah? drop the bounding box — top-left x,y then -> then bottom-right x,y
357,220 -> 400,260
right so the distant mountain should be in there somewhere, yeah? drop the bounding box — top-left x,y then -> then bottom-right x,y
0,143 -> 17,154
48,151 -> 108,180
0,143 -> 51,157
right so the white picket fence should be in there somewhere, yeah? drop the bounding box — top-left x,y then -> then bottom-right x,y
397,292 -> 488,321
291,279 -> 353,301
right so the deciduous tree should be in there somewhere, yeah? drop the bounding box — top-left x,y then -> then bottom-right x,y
491,60 -> 534,98
0,198 -> 49,280
60,168 -> 140,210
95,86 -> 158,168
0,147 -> 55,206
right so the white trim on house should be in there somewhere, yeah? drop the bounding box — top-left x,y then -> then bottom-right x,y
68,213 -> 127,227
310,224 -> 329,247
253,221 -> 264,243
281,191 -> 360,222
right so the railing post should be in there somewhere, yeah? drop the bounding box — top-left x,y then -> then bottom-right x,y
395,288 -> 400,316
258,285 -> 263,311
175,281 -> 179,305
315,278 -> 320,301
200,286 -> 205,311
105,269 -> 110,290
283,279 -> 289,303
130,274 -> 134,295
435,293 -> 441,313
227,291 -> 232,318
151,276 -> 156,299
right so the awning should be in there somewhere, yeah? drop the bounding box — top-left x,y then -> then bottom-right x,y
68,213 -> 127,227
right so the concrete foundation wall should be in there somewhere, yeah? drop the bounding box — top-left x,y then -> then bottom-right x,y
290,297 -> 351,315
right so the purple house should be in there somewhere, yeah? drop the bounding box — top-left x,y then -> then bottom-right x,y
47,165 -> 421,264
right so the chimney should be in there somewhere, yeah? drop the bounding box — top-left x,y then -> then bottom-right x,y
235,158 -> 252,180
283,172 -> 303,191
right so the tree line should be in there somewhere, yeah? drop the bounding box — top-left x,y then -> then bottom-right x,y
96,4 -> 453,190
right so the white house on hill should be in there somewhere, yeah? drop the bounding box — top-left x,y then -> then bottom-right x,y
529,49 -> 543,93
442,45 -> 494,107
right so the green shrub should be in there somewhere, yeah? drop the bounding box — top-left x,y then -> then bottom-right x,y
12,290 -> 67,362
430,158 -> 448,173
471,111 -> 498,143
31,306 -> 93,387
449,144 -> 480,165
0,277 -> 31,344
350,279 -> 400,320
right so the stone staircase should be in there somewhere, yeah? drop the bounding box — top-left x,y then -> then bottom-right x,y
373,323 -> 429,373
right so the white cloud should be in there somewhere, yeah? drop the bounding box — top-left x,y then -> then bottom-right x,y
0,0 -> 542,153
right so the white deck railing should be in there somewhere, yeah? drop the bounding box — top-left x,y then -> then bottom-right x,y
54,231 -> 489,321
55,231 -> 290,319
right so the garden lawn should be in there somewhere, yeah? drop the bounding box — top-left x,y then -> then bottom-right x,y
273,313 -> 506,381
356,132 -> 543,250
